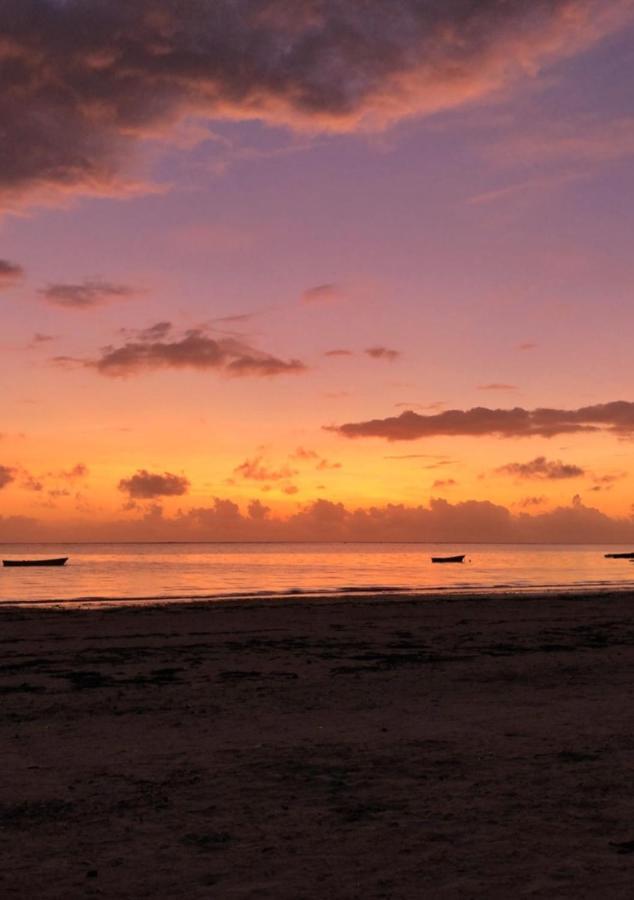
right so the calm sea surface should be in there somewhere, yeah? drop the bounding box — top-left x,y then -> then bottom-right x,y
1,543 -> 634,607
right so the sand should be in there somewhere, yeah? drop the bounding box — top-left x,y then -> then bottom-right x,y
2,591 -> 634,898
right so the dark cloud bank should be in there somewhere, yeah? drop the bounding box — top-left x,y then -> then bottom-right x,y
0,0 -> 624,207
330,402 -> 634,440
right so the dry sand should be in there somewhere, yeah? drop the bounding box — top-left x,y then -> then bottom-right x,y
2,591 -> 634,898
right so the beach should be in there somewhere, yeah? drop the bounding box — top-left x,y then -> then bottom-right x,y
2,591 -> 634,898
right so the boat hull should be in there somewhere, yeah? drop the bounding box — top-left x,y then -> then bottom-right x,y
3,557 -> 69,567
431,555 -> 465,564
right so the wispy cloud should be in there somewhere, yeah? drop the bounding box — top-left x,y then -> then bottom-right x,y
365,346 -> 400,362
0,260 -> 24,290
234,457 -> 298,483
496,457 -> 585,480
0,466 -> 16,489
40,279 -> 141,310
302,283 -> 342,304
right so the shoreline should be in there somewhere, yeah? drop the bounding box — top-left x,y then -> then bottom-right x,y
1,582 -> 634,611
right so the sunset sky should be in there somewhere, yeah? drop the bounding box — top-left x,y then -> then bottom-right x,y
3,0 -> 634,541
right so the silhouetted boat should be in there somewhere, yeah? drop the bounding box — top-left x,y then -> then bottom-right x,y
605,552 -> 634,559
3,557 -> 68,567
431,555 -> 465,564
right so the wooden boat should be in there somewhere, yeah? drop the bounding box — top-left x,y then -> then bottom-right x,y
605,552 -> 634,559
431,554 -> 465,564
3,557 -> 68,568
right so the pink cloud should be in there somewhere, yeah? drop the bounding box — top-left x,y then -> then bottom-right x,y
302,283 -> 342,304
2,1 -> 627,208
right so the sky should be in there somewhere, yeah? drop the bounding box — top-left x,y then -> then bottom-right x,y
3,0 -> 634,541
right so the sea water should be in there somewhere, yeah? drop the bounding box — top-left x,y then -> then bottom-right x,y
1,542 -> 634,606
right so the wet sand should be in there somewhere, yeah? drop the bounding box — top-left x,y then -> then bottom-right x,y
2,591 -> 634,898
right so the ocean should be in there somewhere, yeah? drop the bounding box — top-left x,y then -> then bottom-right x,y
1,542 -> 634,606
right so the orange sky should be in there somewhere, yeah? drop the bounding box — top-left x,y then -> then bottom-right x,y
2,0 -> 634,541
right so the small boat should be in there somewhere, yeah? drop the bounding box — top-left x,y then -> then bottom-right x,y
431,554 -> 465,564
3,557 -> 68,568
605,552 -> 634,559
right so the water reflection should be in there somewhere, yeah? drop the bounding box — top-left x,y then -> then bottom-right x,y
1,542 -> 633,606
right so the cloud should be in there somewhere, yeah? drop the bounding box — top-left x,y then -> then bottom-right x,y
496,456 -> 585,480
60,326 -> 307,378
6,491 -> 634,544
492,117 -> 634,168
1,0 -> 626,208
478,383 -> 518,391
365,346 -> 400,362
592,473 -> 626,486
432,479 -> 457,489
118,469 -> 190,500
290,447 -> 341,471
384,453 -> 449,461
301,283 -> 342,304
395,401 -> 447,412
119,322 -> 174,341
55,463 -> 89,481
234,456 -> 298,483
324,349 -> 354,358
150,495 -> 634,544
0,466 -> 16,489
516,496 -> 547,508
292,447 -> 320,461
40,279 -> 140,309
0,259 -> 24,289
329,401 -> 634,442
316,459 -> 342,471
518,342 -> 538,351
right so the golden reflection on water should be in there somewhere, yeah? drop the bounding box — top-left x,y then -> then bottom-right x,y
1,543 -> 633,606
